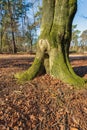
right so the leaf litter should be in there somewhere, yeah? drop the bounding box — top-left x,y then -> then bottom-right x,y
0,54 -> 87,130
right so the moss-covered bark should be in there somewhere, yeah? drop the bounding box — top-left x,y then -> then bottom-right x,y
49,48 -> 85,87
15,0 -> 85,87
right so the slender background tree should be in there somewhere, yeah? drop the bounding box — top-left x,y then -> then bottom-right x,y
0,0 -> 40,53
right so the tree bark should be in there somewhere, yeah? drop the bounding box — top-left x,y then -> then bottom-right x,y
11,19 -> 17,54
0,31 -> 3,53
16,0 -> 85,86
7,0 -> 17,54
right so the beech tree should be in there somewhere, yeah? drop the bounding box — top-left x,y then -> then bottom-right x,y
16,0 -> 85,86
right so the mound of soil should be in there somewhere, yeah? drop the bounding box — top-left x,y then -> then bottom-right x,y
0,54 -> 87,130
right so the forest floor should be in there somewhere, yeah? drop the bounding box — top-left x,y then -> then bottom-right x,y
0,54 -> 87,130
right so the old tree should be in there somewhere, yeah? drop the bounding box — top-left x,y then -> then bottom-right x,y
16,0 -> 85,86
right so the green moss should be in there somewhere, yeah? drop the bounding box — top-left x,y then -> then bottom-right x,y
69,0 -> 76,5
50,51 -> 85,87
64,54 -> 85,87
15,58 -> 41,82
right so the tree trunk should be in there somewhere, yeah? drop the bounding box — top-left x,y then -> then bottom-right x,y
11,26 -> 17,53
7,0 -> 17,54
0,31 -> 3,53
16,0 -> 85,86
0,6 -> 3,53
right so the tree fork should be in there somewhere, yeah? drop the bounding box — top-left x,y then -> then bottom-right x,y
15,0 -> 85,87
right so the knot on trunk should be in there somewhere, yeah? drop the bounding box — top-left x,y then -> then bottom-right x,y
38,39 -> 50,53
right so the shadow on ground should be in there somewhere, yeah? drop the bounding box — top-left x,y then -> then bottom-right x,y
74,66 -> 87,77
